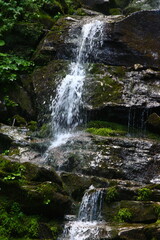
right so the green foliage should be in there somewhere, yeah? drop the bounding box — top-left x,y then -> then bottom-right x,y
3,165 -> 26,182
50,222 -> 60,240
155,205 -> 160,219
0,40 -> 5,46
28,121 -> 38,131
116,208 -> 132,222
0,0 -> 56,36
0,202 -> 39,239
106,186 -> 119,203
2,150 -> 10,156
13,115 -> 27,126
53,12 -> 62,20
3,96 -> 18,107
137,187 -> 152,201
0,53 -> 34,83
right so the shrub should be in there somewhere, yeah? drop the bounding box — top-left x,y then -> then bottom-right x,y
0,202 -> 39,239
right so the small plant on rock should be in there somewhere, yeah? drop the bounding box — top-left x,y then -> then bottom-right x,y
116,208 -> 133,223
106,186 -> 119,203
137,187 -> 152,201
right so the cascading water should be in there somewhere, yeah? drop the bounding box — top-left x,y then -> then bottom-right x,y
59,186 -> 105,240
50,20 -> 104,148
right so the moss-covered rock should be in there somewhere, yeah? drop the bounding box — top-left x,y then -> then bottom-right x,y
30,59 -> 68,123
33,16 -> 75,65
102,200 -> 159,223
61,172 -> 92,200
0,157 -> 71,219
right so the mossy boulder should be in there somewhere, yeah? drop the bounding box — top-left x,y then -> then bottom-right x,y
61,172 -> 91,200
0,157 -> 71,219
102,200 -> 159,223
33,16 -> 76,65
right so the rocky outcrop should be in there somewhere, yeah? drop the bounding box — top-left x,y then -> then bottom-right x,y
125,0 -> 160,14
34,11 -> 160,68
45,132 -> 160,183
0,156 -> 71,219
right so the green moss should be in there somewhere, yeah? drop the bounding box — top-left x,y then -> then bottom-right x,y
114,0 -> 131,9
87,121 -> 127,131
107,66 -> 126,78
137,188 -> 152,201
75,8 -> 86,16
116,208 -> 133,222
109,8 -> 122,15
37,123 -> 51,138
12,115 -> 27,126
86,127 -> 126,137
106,186 -> 119,203
88,65 -> 126,107
28,121 -> 38,132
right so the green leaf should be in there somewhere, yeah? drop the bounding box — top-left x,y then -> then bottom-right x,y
0,40 -> 5,46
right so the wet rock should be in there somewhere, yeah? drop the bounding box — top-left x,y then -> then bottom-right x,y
125,0 -> 160,14
31,60 -> 68,123
85,64 -> 160,110
45,133 -> 160,183
147,113 -> 160,134
118,223 -> 160,240
34,11 -> 160,68
78,0 -> 110,14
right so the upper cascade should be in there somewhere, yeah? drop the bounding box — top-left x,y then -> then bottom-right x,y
50,19 -> 104,147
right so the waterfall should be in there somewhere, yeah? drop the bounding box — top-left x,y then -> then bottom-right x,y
59,186 -> 104,240
127,107 -> 149,138
50,20 -> 104,147
78,186 -> 103,222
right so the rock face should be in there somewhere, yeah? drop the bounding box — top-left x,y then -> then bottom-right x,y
35,11 -> 160,68
125,0 -> 160,14
0,156 -> 71,219
78,0 -> 111,14
44,132 -> 160,183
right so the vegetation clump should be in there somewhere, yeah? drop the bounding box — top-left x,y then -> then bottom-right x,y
137,187 -> 152,201
116,208 -> 133,222
0,201 -> 39,240
86,121 -> 127,137
105,186 -> 119,203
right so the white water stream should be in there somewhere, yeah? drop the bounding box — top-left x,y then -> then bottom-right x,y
49,20 -> 104,148
59,186 -> 105,240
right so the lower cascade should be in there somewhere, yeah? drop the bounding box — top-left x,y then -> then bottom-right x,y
59,186 -> 105,240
